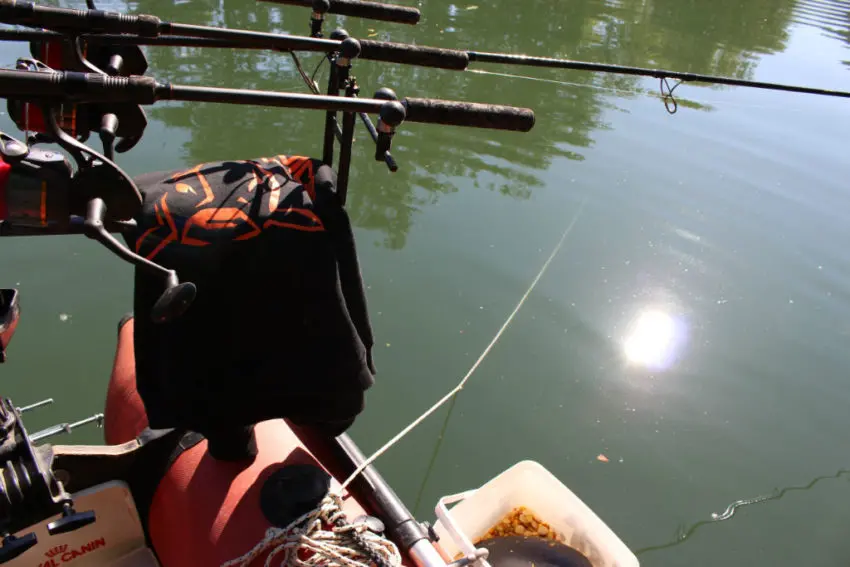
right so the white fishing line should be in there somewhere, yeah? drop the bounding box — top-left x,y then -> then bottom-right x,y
340,196 -> 589,490
465,68 -> 811,112
467,68 -> 640,95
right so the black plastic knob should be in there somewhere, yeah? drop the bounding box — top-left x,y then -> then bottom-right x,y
47,510 -> 96,536
330,28 -> 349,41
260,465 -> 331,528
373,87 -> 398,102
151,280 -> 197,324
379,101 -> 406,127
0,533 -> 37,564
339,37 -> 361,60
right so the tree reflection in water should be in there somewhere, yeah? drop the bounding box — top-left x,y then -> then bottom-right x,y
123,0 -> 799,248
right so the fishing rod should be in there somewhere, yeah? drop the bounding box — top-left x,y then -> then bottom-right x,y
0,68 -> 534,131
1,23 -> 844,105
0,0 -> 468,69
2,0 -> 846,101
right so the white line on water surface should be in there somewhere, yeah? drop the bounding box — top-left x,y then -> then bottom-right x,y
341,195 -> 589,489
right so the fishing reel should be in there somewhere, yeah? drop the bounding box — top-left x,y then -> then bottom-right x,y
0,396 -> 101,564
0,302 -> 97,563
0,49 -> 195,322
7,24 -> 148,157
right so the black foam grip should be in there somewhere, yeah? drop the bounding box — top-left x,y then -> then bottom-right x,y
402,97 -> 535,131
259,0 -> 420,24
0,0 -> 161,35
0,70 -> 159,104
358,40 -> 468,70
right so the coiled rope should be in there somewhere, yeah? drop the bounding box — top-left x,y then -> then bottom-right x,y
221,492 -> 402,567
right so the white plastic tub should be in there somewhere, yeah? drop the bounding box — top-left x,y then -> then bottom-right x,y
432,460 -> 638,567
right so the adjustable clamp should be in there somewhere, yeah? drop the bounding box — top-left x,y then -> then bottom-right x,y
373,88 -> 405,162
310,0 -> 331,37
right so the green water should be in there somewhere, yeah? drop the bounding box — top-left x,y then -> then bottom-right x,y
2,0 -> 850,565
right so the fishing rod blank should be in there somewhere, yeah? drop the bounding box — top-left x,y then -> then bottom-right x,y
2,26 -> 844,102
258,0 -> 420,25
0,0 -> 468,69
0,27 -> 469,70
466,51 -> 850,100
0,69 -> 535,131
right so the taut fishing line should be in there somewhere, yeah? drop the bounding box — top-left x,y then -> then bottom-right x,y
465,68 -> 814,112
340,196 -> 589,490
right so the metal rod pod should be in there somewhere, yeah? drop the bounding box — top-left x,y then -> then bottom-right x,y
258,0 -> 420,25
30,413 -> 104,442
17,398 -> 54,413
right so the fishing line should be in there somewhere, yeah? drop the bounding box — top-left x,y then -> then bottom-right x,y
411,393 -> 459,516
290,50 -> 322,94
465,68 -> 814,112
467,68 -> 640,95
340,196 -> 589,490
634,468 -> 850,556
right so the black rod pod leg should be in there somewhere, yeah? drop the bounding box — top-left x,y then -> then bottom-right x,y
310,0 -> 330,37
336,96 -> 357,205
321,30 -> 348,166
83,198 -> 196,323
334,37 -> 361,204
330,27 -> 349,41
373,89 -> 405,161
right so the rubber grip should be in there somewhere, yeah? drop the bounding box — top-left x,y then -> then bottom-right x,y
0,0 -> 161,35
359,40 -> 468,70
259,0 -> 420,24
402,97 -> 535,132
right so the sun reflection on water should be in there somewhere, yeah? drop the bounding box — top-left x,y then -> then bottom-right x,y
623,308 -> 686,371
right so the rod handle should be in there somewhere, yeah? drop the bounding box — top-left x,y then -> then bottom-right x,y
258,0 -> 420,24
402,97 -> 535,132
0,0 -> 161,35
0,69 -> 159,103
359,39 -> 468,70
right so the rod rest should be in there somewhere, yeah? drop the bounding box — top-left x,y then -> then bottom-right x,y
0,398 -> 95,564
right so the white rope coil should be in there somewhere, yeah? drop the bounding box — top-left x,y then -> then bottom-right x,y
221,491 -> 403,567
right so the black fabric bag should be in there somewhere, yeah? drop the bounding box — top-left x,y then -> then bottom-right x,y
125,155 -> 375,436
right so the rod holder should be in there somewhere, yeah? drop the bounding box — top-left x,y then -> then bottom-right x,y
310,0 -> 330,36
373,88 -> 404,161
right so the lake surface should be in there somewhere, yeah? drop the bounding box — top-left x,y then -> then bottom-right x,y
2,0 -> 850,565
